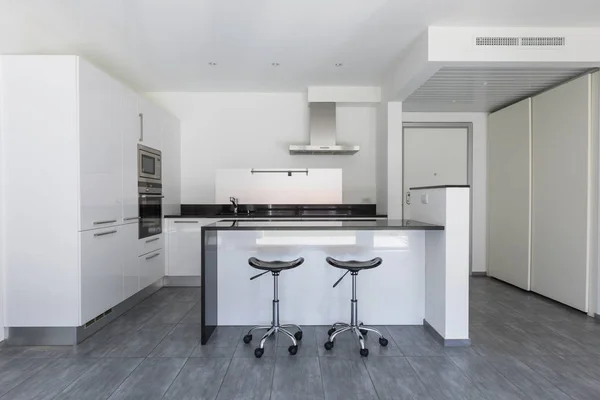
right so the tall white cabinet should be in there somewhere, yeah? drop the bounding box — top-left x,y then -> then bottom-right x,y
1,55 -> 180,337
487,98 -> 532,290
487,73 -> 598,313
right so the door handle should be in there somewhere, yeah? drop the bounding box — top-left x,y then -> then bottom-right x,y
145,252 -> 160,260
174,221 -> 199,224
94,230 -> 117,237
124,216 -> 140,221
139,113 -> 144,142
93,219 -> 117,225
405,191 -> 411,205
145,237 -> 160,243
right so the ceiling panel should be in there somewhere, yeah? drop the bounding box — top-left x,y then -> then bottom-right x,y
403,67 -> 590,112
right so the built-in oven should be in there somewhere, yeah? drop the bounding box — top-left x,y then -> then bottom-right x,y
138,144 -> 162,183
138,145 -> 162,239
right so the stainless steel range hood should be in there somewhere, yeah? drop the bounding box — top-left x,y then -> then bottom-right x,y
289,102 -> 360,155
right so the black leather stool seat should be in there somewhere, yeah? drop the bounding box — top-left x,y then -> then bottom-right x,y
248,257 -> 304,273
326,256 -> 382,272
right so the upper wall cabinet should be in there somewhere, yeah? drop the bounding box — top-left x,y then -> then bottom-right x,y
78,59 -> 123,230
118,83 -> 142,223
138,96 -> 162,150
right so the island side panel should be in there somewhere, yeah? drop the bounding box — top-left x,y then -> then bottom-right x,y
216,229 -> 426,325
201,228 -> 218,344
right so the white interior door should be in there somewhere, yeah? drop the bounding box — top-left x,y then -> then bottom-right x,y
403,128 -> 468,219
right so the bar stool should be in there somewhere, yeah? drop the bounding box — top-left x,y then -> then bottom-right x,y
242,256 -> 304,358
323,256 -> 389,357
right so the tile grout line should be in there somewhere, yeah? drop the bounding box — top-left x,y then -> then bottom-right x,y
404,356 -> 438,400
212,349 -> 235,400
159,357 -> 189,400
360,357 -> 381,400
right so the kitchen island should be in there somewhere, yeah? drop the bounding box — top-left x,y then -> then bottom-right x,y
201,188 -> 471,347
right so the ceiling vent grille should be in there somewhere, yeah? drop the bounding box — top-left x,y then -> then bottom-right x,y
475,36 -> 566,47
521,36 -> 565,46
475,37 -> 519,46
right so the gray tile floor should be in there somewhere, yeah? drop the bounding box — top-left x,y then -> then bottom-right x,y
1,278 -> 600,399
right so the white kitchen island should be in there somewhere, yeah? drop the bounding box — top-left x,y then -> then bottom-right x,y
200,187 -> 471,346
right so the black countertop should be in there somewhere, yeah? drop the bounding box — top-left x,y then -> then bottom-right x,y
201,219 -> 443,231
165,203 -> 386,219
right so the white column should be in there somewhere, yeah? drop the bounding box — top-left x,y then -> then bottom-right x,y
387,102 -> 403,219
411,187 -> 470,343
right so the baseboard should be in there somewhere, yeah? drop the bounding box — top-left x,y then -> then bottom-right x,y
471,271 -> 487,277
7,279 -> 164,346
423,319 -> 471,347
164,276 -> 201,287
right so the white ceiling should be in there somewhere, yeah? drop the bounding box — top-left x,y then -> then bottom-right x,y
1,0 -> 600,91
403,67 -> 591,112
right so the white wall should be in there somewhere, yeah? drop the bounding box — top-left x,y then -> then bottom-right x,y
0,60 -> 5,340
402,112 -> 488,273
147,92 -> 377,205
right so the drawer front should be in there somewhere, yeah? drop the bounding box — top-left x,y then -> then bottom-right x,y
139,234 -> 164,256
139,249 -> 165,290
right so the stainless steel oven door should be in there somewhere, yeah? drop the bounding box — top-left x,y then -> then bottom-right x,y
138,145 -> 162,183
139,193 -> 163,239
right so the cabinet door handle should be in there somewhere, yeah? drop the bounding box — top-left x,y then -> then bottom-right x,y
124,216 -> 140,221
94,230 -> 117,237
145,252 -> 160,260
146,237 -> 160,243
405,191 -> 411,205
139,113 -> 144,141
174,221 -> 199,224
93,220 -> 117,225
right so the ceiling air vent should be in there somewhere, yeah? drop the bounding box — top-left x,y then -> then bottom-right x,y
520,37 -> 565,46
475,37 -> 519,46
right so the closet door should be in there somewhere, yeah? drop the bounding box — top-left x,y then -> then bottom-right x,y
532,74 -> 591,312
487,98 -> 531,290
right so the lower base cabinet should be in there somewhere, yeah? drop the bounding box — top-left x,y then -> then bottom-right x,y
80,226 -> 124,323
123,223 -> 140,299
140,249 -> 165,289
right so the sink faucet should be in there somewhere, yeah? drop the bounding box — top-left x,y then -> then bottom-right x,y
229,197 -> 239,214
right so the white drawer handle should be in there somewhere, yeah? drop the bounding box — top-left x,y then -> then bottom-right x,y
146,237 -> 160,243
124,217 -> 140,221
146,252 -> 160,260
94,230 -> 117,237
174,221 -> 199,224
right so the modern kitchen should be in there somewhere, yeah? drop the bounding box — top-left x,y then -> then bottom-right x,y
1,1 -> 600,400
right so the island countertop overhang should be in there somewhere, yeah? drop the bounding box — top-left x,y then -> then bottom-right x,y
201,219 -> 444,231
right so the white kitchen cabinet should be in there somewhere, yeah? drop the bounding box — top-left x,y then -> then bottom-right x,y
140,249 -> 165,289
80,226 -> 124,323
123,223 -> 140,300
162,112 -> 181,217
139,234 -> 164,257
166,219 -> 215,276
1,55 -> 180,335
119,83 -> 141,223
138,96 -> 162,150
78,59 -> 123,231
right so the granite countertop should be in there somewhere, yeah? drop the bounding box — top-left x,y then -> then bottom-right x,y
201,219 -> 444,231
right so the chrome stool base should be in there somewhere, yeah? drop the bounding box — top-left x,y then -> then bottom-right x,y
324,322 -> 388,357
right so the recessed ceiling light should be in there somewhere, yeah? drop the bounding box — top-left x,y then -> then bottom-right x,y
483,81 -> 488,86
208,62 -> 217,66
271,62 -> 280,67
452,100 -> 457,103
335,63 -> 343,67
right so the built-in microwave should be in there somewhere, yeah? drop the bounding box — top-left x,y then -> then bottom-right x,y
138,144 -> 161,183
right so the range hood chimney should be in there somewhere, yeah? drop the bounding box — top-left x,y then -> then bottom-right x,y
289,102 -> 360,155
